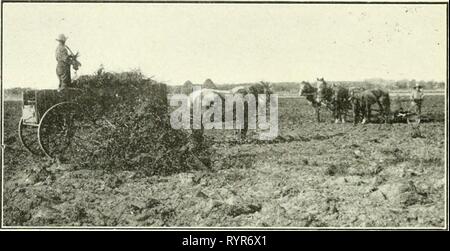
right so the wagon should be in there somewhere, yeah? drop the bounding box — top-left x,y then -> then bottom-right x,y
18,88 -> 97,159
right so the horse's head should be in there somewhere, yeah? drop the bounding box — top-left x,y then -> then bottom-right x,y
69,52 -> 82,71
299,81 -> 314,96
349,87 -> 367,103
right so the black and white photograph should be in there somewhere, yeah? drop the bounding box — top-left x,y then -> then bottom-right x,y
0,0 -> 448,231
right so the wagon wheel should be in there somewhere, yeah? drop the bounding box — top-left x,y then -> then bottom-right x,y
18,118 -> 45,156
38,102 -> 98,160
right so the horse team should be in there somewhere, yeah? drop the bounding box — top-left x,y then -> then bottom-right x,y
187,78 -> 392,142
299,78 -> 391,124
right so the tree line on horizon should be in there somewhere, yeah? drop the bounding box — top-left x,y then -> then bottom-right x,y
171,78 -> 446,94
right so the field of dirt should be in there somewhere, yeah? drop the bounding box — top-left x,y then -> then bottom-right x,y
2,95 -> 447,227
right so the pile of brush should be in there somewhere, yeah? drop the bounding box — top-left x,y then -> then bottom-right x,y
70,71 -> 211,175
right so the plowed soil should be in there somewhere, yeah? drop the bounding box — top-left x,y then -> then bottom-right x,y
2,96 -> 446,227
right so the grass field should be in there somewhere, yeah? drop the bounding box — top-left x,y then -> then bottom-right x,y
2,95 -> 446,227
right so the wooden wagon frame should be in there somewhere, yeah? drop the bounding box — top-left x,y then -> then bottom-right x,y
18,88 -> 95,159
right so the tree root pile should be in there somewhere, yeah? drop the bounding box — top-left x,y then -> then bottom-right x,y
71,71 -> 212,175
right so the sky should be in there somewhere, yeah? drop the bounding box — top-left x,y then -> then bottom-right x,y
1,3 -> 447,89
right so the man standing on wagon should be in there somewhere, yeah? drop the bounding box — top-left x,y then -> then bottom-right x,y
55,34 -> 72,89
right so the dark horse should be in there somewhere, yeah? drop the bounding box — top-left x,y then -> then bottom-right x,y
349,87 -> 391,124
299,78 -> 350,123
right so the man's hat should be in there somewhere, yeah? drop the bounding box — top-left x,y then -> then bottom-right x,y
56,34 -> 68,42
413,83 -> 423,89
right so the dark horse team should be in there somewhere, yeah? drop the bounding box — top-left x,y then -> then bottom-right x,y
299,78 -> 391,124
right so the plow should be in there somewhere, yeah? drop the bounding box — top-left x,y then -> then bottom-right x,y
18,88 -> 99,159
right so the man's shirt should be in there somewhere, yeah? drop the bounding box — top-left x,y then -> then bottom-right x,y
411,89 -> 424,100
56,44 -> 70,65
